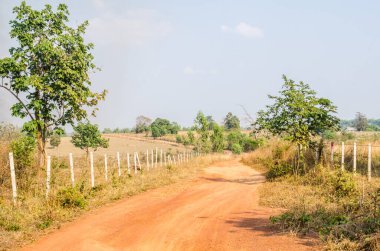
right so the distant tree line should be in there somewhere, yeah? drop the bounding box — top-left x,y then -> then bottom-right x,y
340,113 -> 380,131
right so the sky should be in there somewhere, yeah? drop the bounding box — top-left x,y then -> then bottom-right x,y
1,0 -> 380,129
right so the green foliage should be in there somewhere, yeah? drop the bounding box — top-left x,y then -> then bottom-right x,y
266,163 -> 292,180
0,2 -> 106,162
354,112 -> 368,131
226,130 -> 259,153
175,135 -> 183,144
329,171 -> 357,198
231,143 -> 242,154
150,118 -> 180,138
10,135 -> 36,174
49,134 -> 61,148
0,122 -> 20,141
322,130 -> 337,140
194,111 -> 212,153
71,122 -> 109,154
187,130 -> 195,144
57,187 -> 87,209
211,124 -> 225,152
255,75 -> 340,147
223,112 -> 240,130
135,115 -> 152,133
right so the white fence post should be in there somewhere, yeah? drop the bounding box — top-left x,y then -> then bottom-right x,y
136,153 -> 142,171
46,156 -> 51,198
151,149 -> 154,168
117,152 -> 121,177
127,152 -> 131,175
353,142 -> 357,174
104,154 -> 108,181
330,142 -> 334,168
164,152 -> 167,166
69,153 -> 75,187
368,144 -> 372,181
155,147 -> 158,167
160,149 -> 163,167
90,152 -> 95,188
9,152 -> 17,205
134,152 -> 137,174
146,150 -> 150,170
341,142 -> 345,171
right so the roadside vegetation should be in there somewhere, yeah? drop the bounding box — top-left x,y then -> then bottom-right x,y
242,76 -> 380,250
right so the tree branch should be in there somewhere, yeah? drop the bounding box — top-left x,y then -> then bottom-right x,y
0,79 -> 35,121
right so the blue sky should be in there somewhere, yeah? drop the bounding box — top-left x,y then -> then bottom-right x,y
1,0 -> 380,129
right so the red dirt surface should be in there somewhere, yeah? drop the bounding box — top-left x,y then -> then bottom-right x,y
23,159 -> 320,251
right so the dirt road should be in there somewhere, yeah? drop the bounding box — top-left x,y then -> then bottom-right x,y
23,159 -> 319,251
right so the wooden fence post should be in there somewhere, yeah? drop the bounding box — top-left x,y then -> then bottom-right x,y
368,144 -> 372,181
155,147 -> 158,167
69,153 -> 75,187
160,149 -> 163,167
330,142 -> 334,168
134,152 -> 137,174
104,154 -> 108,181
136,152 -> 142,171
9,152 -> 17,205
146,150 -> 150,170
341,142 -> 345,171
46,156 -> 51,198
353,142 -> 357,174
127,153 -> 131,175
151,149 -> 154,168
90,152 -> 95,188
117,152 -> 121,177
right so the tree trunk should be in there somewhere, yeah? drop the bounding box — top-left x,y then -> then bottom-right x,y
37,130 -> 47,168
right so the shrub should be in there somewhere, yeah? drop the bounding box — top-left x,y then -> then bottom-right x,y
231,143 -> 242,154
57,187 -> 87,209
329,171 -> 357,198
266,162 -> 292,180
176,135 -> 183,144
10,135 -> 36,184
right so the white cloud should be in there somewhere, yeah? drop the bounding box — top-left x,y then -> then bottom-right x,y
221,22 -> 263,38
183,66 -> 197,75
87,9 -> 172,46
91,0 -> 105,9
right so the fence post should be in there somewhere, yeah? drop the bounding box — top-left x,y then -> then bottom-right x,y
9,152 -> 17,205
173,155 -> 177,165
127,152 -> 131,175
368,144 -> 372,181
134,152 -> 137,174
146,150 -> 150,170
160,149 -> 163,167
164,152 -> 167,166
46,156 -> 51,198
69,153 -> 75,187
151,149 -> 154,168
353,142 -> 357,174
117,152 -> 121,177
90,151 -> 95,188
155,147 -> 158,167
341,142 -> 345,171
104,154 -> 108,181
330,142 -> 334,168
137,153 -> 142,170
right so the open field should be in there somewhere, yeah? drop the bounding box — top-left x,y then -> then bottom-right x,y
46,134 -> 189,157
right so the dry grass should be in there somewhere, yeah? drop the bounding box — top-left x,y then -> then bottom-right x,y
0,133 -> 226,250
46,133 -> 188,157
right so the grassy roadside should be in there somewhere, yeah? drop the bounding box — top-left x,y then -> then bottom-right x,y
242,140 -> 380,251
0,155 -> 227,250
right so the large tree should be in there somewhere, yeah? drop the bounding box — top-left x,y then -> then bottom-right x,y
71,122 -> 109,157
255,75 -> 339,170
0,2 -> 106,166
223,112 -> 240,130
353,112 -> 368,131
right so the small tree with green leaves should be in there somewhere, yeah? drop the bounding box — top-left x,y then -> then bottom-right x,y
0,2 -> 106,167
223,112 -> 240,130
71,122 -> 109,157
353,112 -> 368,131
255,75 -> 339,173
211,124 -> 225,152
50,134 -> 61,148
194,111 -> 212,153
